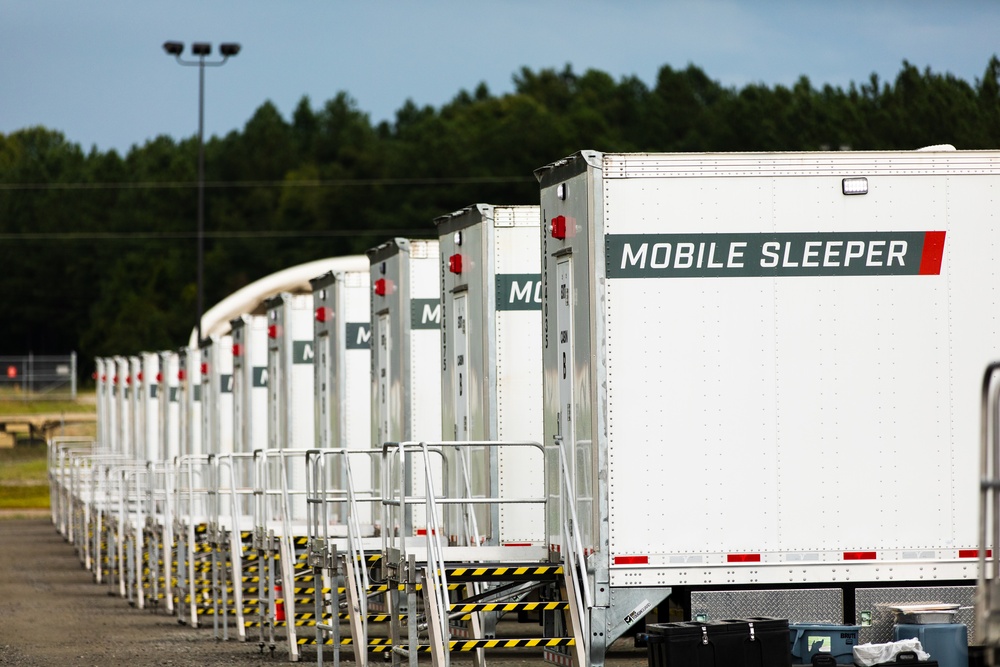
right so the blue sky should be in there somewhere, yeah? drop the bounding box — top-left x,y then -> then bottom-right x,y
2,1 -> 999,155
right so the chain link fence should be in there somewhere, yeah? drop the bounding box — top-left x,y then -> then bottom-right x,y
0,353 -> 77,400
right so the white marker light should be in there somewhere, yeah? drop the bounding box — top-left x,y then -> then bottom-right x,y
842,177 -> 869,195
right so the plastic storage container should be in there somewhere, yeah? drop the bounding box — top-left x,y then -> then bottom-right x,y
893,624 -> 968,667
789,623 -> 860,664
872,651 -> 939,666
646,617 -> 791,667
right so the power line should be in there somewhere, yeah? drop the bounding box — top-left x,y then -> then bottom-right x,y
0,175 -> 535,192
0,229 -> 414,241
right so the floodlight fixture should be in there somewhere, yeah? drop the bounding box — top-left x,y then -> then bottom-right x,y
161,40 -> 242,344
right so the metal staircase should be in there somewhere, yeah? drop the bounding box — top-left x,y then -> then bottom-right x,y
377,440 -> 581,667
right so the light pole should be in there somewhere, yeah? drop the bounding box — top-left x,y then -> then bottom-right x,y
163,41 -> 241,345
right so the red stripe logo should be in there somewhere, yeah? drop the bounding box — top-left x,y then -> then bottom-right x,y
919,231 -> 946,275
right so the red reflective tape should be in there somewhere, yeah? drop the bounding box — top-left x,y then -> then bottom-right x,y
613,555 -> 649,565
959,549 -> 992,558
919,231 -> 946,275
726,553 -> 761,563
502,542 -> 532,547
843,551 -> 877,560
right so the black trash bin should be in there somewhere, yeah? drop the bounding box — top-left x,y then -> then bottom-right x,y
646,617 -> 791,667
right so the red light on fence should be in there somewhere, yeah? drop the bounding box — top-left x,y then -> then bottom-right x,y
200,363 -> 208,375
137,372 -> 143,382
155,373 -> 162,383
232,343 -> 242,357
91,372 -> 97,381
448,254 -> 463,274
178,369 -> 186,381
7,366 -> 18,380
268,324 -> 281,339
126,376 -> 132,386
113,375 -> 119,384
101,375 -> 107,383
315,307 -> 333,323
374,278 -> 387,296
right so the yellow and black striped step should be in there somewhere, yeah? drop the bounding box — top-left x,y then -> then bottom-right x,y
449,601 -> 569,613
296,637 -> 392,647
294,637 -> 575,650
353,553 -> 382,563
275,586 -> 332,596
442,638 -> 576,651
244,612 -> 401,627
443,564 -> 563,582
368,583 -> 462,593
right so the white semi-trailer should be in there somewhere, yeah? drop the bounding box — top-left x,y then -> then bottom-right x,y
310,268 -> 373,524
435,204 -> 545,547
231,314 -> 268,456
535,148 -> 1000,665
366,238 -> 442,536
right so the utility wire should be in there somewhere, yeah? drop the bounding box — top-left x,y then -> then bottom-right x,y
0,229 -> 413,241
0,175 -> 535,191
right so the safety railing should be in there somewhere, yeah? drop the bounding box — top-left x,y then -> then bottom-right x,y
85,452 -> 131,584
253,448 -> 314,541
211,451 -> 256,641
977,362 -> 1000,661
382,440 -> 548,665
143,459 -> 174,613
379,441 -> 448,559
173,454 -> 213,625
48,438 -> 94,539
556,436 -> 591,667
305,446 -> 385,662
119,465 -> 149,604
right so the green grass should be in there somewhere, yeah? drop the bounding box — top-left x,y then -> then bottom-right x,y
0,484 -> 50,508
0,396 -> 94,511
0,394 -> 96,416
0,442 -> 52,510
0,456 -> 46,482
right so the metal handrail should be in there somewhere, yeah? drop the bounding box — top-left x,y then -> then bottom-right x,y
453,444 -> 481,547
380,440 -> 545,554
556,435 -> 592,659
977,362 -> 1000,654
420,440 -> 452,667
380,441 -> 448,559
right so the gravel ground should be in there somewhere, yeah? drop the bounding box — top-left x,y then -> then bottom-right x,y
0,518 -> 268,667
0,518 -> 646,666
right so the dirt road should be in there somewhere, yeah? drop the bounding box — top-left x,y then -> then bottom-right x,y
0,518 -> 646,666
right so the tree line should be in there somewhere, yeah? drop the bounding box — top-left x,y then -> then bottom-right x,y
2,58 -> 999,374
